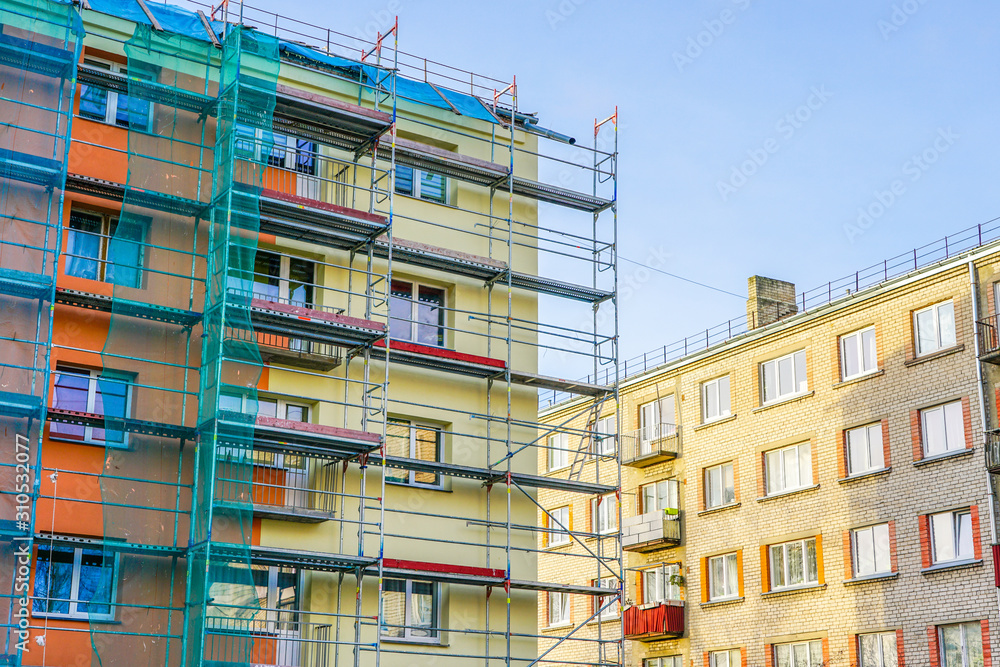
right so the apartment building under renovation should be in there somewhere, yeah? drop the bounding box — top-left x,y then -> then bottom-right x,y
0,0 -> 622,665
540,225 -> 1000,667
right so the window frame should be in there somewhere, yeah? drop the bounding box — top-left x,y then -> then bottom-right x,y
389,279 -> 447,347
547,432 -> 570,472
760,349 -> 808,404
846,422 -> 885,476
701,375 -> 731,423
707,552 -> 739,601
395,164 -> 448,204
858,631 -> 898,667
929,509 -> 974,565
386,418 -> 444,489
233,248 -> 316,308
78,56 -> 154,131
546,506 -> 571,548
840,326 -> 878,380
773,640 -> 824,667
381,578 -> 440,643
768,537 -> 819,590
638,395 -> 676,446
645,658 -> 683,667
592,415 -> 617,456
65,208 -> 146,288
592,576 -> 619,620
547,591 -> 571,628
913,299 -> 957,357
852,523 -> 891,577
764,441 -> 813,496
708,649 -> 741,667
641,562 -> 682,604
592,493 -> 617,535
920,401 -> 966,457
937,621 -> 984,667
50,366 -> 133,448
640,479 -> 679,515
704,461 -> 736,509
32,544 -> 119,621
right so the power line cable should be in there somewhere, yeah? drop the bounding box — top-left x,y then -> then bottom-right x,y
618,255 -> 745,300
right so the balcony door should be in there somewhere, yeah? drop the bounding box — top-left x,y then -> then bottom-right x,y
639,396 -> 675,454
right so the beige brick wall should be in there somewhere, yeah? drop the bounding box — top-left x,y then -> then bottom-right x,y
540,251 -> 1000,667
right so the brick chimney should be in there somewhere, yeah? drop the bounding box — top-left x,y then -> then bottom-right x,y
746,276 -> 797,329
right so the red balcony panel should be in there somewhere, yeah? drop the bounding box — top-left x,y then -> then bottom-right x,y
623,602 -> 684,641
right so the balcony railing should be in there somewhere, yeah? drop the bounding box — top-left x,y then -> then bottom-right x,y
622,510 -> 681,552
987,430 -> 1000,473
977,314 -> 1000,363
622,601 -> 684,641
205,611 -> 334,667
621,423 -> 679,467
215,451 -> 338,522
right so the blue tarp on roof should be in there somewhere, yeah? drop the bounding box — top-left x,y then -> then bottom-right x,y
85,0 -> 532,127
88,0 -> 217,42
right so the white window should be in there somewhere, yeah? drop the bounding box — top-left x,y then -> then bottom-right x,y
593,577 -> 619,620
389,279 -> 446,347
841,326 -> 878,379
218,393 -> 310,423
642,563 -> 681,603
639,395 -> 676,449
33,544 -> 117,621
774,640 -> 823,667
930,510 -> 974,564
938,622 -> 984,667
760,350 -> 808,404
709,649 -> 741,667
50,366 -> 132,447
386,419 -> 442,488
921,401 -> 965,457
547,592 -> 570,627
396,165 -> 447,204
547,432 -> 569,471
846,423 -> 885,476
78,57 -> 152,131
764,442 -> 812,495
382,578 -> 438,641
702,375 -> 731,423
705,462 -> 736,509
547,506 -> 570,548
914,300 -> 956,356
228,249 -> 315,307
769,538 -> 819,590
852,523 -> 891,577
593,415 -> 617,456
707,552 -> 738,600
641,479 -> 679,514
645,657 -> 682,667
859,632 -> 898,667
592,493 -> 617,534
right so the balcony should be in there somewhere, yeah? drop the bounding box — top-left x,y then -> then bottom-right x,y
621,423 -> 679,467
987,430 -> 1000,473
205,611 -> 334,667
976,314 -> 1000,364
622,511 -> 681,552
215,450 -> 338,523
622,601 -> 684,641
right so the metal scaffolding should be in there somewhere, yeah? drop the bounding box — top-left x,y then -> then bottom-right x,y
0,0 -> 621,664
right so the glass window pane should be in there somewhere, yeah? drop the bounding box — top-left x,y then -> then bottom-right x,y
705,381 -> 719,420
881,633 -> 898,667
389,280 -> 414,341
33,546 -> 74,614
104,217 -> 145,288
766,450 -> 782,494
250,252 -> 281,300
419,171 -> 446,203
52,370 -> 91,440
416,286 -> 445,347
855,528 -> 875,576
719,376 -> 730,415
94,375 -> 129,444
798,443 -> 812,486
915,308 -> 936,354
295,139 -> 317,175
793,350 -> 807,392
782,447 -> 799,489
848,427 -> 869,475
284,405 -> 307,422
76,549 -> 114,616
956,512 -> 973,559
937,302 -> 956,348
381,579 -> 406,637
963,622 -> 984,666
385,420 -> 411,483
79,83 -> 109,121
410,581 -> 435,637
395,165 -> 414,195
787,541 -> 804,585
923,407 -> 947,456
775,644 -> 791,667
287,258 -> 314,306
722,463 -> 735,504
793,643 -> 809,667
931,512 -> 956,562
257,399 -> 278,420
777,355 -> 793,396
860,634 -> 879,667
805,539 -> 818,583
115,89 -> 150,131
940,624 -> 962,667
842,334 -> 860,378
943,401 -> 964,452
762,361 -> 776,403
726,554 -> 738,596
706,466 -> 720,508
861,328 -> 878,371
867,424 -> 884,470
873,524 -> 891,573
709,557 -> 723,598
770,544 -> 784,588
66,211 -> 104,280
412,426 -> 440,485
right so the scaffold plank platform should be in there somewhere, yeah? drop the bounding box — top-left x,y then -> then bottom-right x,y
0,268 -> 53,300
55,288 -> 203,326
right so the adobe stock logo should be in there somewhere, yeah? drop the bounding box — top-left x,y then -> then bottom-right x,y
843,127 -> 958,243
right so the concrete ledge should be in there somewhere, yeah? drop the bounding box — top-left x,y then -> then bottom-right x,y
920,559 -> 982,575
752,391 -> 815,414
904,343 -> 965,367
843,572 -> 898,586
913,448 -> 974,468
838,467 -> 891,485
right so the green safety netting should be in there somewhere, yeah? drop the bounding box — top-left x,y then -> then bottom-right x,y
0,0 -> 81,663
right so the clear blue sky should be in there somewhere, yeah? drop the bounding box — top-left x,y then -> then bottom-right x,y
238,0 -> 999,378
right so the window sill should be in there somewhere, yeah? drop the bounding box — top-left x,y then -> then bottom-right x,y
761,583 -> 826,599
380,636 -> 446,646
544,541 -> 572,551
920,558 -> 982,575
32,613 -> 120,625
697,502 -> 741,517
694,414 -> 737,431
385,480 -> 449,493
837,467 -> 891,484
543,622 -> 574,631
48,435 -> 128,450
757,484 -> 820,503
843,572 -> 897,586
832,369 -> 884,389
752,391 -> 815,413
700,596 -> 744,609
913,448 -> 974,467
587,617 -> 620,625
904,344 -> 965,367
